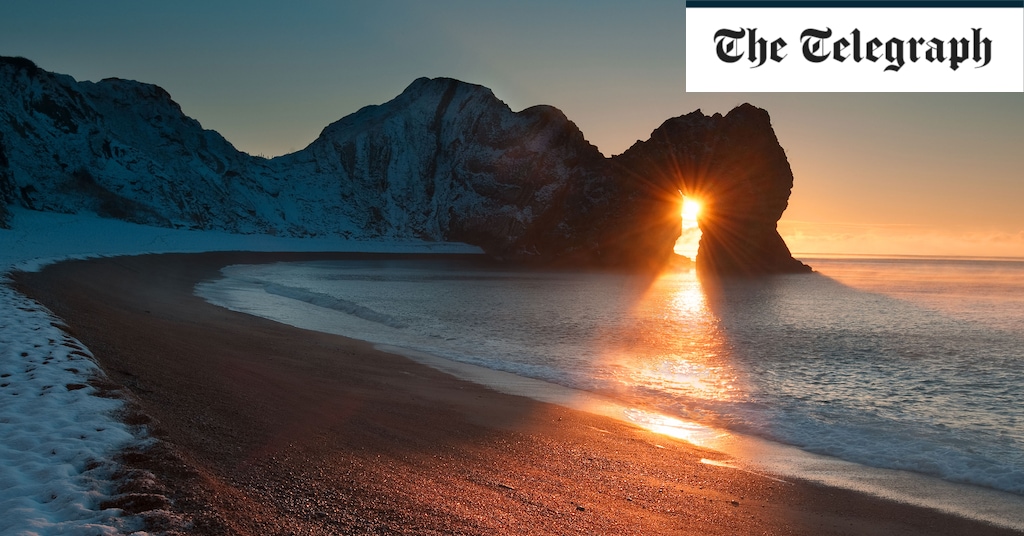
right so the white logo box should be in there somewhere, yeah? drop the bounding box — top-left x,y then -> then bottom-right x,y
685,0 -> 1024,92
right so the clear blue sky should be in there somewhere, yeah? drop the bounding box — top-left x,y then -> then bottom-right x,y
3,1 -> 1021,256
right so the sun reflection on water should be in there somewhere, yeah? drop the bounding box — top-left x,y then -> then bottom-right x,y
640,272 -> 737,402
594,270 -> 742,420
601,270 -> 748,450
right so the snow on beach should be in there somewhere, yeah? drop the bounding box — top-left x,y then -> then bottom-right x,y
0,207 -> 479,535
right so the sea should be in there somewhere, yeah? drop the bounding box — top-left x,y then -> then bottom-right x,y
196,254 -> 1024,528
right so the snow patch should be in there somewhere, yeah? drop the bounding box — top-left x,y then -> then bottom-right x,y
0,207 -> 479,534
0,284 -> 143,535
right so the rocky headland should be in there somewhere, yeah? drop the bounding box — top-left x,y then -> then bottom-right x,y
0,56 -> 809,273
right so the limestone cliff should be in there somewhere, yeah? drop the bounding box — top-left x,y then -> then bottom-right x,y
0,56 -> 809,273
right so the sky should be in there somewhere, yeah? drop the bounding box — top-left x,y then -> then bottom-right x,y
2,0 -> 1021,257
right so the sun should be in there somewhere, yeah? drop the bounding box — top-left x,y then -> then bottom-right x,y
681,197 -> 701,230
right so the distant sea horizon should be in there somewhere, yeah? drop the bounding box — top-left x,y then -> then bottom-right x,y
795,252 -> 1024,262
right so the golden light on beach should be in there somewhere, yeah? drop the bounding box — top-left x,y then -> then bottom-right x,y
674,194 -> 703,261
623,408 -> 727,449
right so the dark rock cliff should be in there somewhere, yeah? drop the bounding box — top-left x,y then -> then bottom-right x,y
608,105 -> 810,274
0,56 -> 809,273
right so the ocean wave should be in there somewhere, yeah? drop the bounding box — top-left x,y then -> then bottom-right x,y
262,283 -> 409,329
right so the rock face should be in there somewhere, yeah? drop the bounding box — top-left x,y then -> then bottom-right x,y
609,106 -> 811,274
273,77 -> 610,260
0,56 -> 270,232
0,56 -> 809,273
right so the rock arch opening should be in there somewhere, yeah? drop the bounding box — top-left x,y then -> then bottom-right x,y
674,193 -> 703,262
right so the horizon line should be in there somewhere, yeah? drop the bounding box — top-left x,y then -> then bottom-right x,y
793,251 -> 1024,261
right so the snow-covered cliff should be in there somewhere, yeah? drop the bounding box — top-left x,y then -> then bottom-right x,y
274,76 -> 609,258
0,56 -> 808,272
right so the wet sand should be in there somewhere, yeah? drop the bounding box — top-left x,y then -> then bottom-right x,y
13,252 -> 1022,535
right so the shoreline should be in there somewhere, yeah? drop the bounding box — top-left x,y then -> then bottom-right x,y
199,260 -> 1024,532
13,251 -> 1023,535
380,345 -> 1024,531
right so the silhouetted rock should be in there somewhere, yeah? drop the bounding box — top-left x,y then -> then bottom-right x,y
0,57 -> 809,273
609,105 -> 811,274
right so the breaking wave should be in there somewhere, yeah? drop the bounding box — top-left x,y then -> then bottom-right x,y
262,282 -> 409,329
